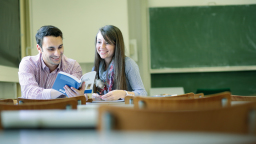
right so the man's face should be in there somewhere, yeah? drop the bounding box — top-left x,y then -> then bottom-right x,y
37,36 -> 64,70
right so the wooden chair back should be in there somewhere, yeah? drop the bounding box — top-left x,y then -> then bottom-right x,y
13,99 -> 17,105
17,95 -> 86,105
0,99 -> 14,104
154,93 -> 202,99
125,96 -> 134,104
194,93 -> 204,98
167,93 -> 195,98
87,98 -> 93,102
124,93 -> 195,104
98,101 -> 256,135
133,92 -> 231,111
231,95 -> 256,101
0,99 -> 77,110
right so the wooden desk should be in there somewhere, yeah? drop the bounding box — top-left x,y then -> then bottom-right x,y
0,130 -> 255,144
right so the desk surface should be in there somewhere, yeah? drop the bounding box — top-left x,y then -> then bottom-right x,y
0,130 -> 256,144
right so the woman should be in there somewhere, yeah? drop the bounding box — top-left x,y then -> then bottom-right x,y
92,25 -> 147,101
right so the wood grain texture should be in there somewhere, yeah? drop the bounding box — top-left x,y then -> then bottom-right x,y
0,99 -> 77,110
17,95 -> 86,105
133,92 -> 231,110
98,101 -> 256,135
0,99 -> 14,104
232,95 -> 256,101
124,93 -> 197,104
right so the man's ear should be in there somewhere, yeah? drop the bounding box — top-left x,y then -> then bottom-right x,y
37,44 -> 42,53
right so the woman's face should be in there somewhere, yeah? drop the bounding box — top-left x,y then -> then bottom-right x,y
96,32 -> 115,63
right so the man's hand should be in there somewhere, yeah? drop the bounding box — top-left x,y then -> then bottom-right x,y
64,82 -> 86,97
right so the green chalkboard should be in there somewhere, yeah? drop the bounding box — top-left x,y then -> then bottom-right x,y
150,5 -> 256,69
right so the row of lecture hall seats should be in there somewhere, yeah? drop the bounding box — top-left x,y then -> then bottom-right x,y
0,92 -> 256,136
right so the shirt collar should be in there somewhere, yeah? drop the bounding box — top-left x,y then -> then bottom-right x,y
60,55 -> 66,71
40,53 -> 47,70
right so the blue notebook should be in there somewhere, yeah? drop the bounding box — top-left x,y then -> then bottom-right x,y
52,71 -> 96,95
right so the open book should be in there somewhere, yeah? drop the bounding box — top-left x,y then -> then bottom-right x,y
52,71 -> 96,95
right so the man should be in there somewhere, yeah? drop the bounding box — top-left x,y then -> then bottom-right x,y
18,25 -> 85,99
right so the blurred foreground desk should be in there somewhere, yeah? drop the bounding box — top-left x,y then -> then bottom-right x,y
1,102 -> 256,144
1,102 -> 132,129
0,130 -> 256,144
1,110 -> 97,129
1,101 -> 250,129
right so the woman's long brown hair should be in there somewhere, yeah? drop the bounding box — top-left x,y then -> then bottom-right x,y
93,25 -> 127,91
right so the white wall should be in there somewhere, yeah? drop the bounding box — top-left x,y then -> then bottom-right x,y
0,65 -> 19,83
80,63 -> 94,74
0,65 -> 18,99
0,82 -> 17,99
128,0 -> 151,95
29,0 -> 130,63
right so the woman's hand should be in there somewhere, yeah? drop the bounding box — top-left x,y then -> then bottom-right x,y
64,82 -> 86,97
101,90 -> 126,101
92,93 -> 102,101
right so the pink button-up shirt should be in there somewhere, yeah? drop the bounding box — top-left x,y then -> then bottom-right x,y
18,53 -> 82,99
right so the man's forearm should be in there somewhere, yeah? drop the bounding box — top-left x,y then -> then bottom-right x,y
50,89 -> 64,99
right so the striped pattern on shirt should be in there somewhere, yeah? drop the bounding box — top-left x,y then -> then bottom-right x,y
18,53 -> 82,99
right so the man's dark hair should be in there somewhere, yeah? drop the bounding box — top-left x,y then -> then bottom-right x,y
35,25 -> 63,48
